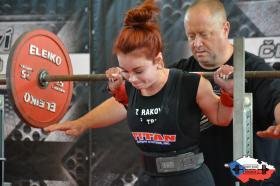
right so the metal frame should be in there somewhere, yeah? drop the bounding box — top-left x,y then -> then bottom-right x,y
1,95 -> 5,185
242,93 -> 253,156
0,94 -> 11,186
233,37 -> 253,186
88,0 -> 94,185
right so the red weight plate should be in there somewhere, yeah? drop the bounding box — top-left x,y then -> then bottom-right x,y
7,29 -> 73,128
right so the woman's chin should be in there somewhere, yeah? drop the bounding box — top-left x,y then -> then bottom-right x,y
132,83 -> 143,89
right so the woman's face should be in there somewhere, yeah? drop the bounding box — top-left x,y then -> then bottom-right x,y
117,50 -> 161,90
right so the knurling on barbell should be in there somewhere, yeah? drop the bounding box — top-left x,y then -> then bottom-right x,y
3,29 -> 280,128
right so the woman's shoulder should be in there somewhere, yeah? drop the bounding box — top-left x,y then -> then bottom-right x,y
169,69 -> 201,93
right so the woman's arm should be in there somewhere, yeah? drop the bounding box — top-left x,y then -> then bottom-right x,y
196,77 -> 233,126
44,97 -> 127,136
196,65 -> 234,126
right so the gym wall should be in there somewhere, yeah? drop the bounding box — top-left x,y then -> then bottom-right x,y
1,0 -> 280,186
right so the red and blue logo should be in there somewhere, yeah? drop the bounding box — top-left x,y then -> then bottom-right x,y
225,156 -> 276,183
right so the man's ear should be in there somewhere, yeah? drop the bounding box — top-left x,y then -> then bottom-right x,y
223,21 -> 230,38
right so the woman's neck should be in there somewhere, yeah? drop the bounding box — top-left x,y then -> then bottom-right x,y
141,68 -> 169,96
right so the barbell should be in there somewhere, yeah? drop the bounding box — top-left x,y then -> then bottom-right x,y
2,29 -> 280,128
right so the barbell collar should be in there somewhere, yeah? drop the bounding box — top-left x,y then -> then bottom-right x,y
0,74 -> 6,84
0,79 -> 6,85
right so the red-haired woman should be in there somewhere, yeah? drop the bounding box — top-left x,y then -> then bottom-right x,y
45,0 -> 233,185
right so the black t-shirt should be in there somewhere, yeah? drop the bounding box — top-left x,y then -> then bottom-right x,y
125,69 -> 201,154
170,52 -> 280,186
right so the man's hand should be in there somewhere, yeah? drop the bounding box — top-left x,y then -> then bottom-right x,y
257,125 -> 280,139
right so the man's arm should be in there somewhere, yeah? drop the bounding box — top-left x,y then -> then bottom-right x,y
257,102 -> 280,139
246,55 -> 280,138
275,102 -> 280,125
246,55 -> 280,129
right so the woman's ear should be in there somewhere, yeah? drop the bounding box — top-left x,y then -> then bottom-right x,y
154,52 -> 164,69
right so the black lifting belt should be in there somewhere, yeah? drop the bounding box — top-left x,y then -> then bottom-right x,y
142,152 -> 204,175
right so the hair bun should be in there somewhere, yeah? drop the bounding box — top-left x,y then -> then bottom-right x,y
124,0 -> 159,28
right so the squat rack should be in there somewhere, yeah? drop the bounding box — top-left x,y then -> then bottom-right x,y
233,37 -> 253,186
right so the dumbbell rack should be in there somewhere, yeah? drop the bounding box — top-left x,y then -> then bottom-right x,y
0,94 -> 11,186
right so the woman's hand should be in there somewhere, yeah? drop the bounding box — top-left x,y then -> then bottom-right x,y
105,67 -> 124,92
44,120 -> 87,136
214,65 -> 234,95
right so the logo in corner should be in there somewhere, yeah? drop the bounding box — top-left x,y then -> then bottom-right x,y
225,156 -> 276,183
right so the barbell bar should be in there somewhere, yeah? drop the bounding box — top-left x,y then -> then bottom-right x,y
32,70 -> 280,83
0,70 -> 279,86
